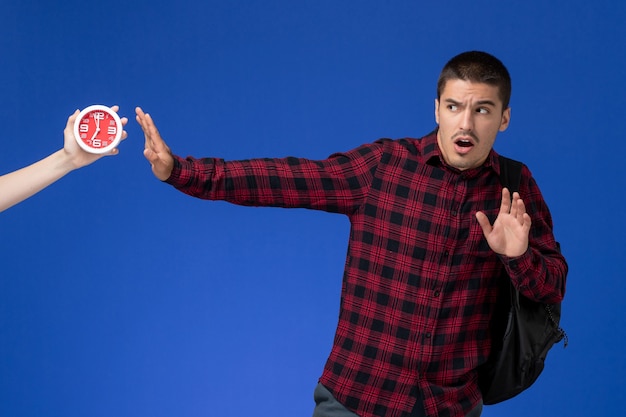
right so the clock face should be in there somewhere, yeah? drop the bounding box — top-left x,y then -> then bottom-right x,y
74,105 -> 123,154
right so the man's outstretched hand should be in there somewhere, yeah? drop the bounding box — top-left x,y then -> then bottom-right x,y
136,107 -> 174,181
476,188 -> 531,257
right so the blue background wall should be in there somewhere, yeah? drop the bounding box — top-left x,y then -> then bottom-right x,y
1,1 -> 623,416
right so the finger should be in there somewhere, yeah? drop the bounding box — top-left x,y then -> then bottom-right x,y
143,113 -> 166,152
135,107 -> 147,127
144,113 -> 158,136
475,211 -> 493,237
514,193 -> 525,212
141,114 -> 157,150
64,110 -> 80,138
500,187 -> 512,214
135,107 -> 156,138
143,147 -> 158,163
515,195 -> 527,223
522,212 -> 532,232
143,149 -> 166,177
135,107 -> 153,148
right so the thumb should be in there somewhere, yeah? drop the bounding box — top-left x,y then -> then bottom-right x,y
143,147 -> 158,163
475,211 -> 492,237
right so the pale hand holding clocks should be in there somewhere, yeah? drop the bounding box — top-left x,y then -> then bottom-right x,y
73,105 -> 123,154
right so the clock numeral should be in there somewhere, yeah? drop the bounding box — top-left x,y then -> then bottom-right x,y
79,124 -> 89,133
93,112 -> 105,121
90,139 -> 111,148
107,126 -> 117,135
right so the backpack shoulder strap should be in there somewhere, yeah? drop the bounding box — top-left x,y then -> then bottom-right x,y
497,155 -> 525,306
498,155 -> 523,193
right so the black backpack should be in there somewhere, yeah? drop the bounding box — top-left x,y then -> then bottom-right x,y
478,156 -> 568,405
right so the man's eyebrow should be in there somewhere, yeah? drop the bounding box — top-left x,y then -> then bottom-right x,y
443,98 -> 497,107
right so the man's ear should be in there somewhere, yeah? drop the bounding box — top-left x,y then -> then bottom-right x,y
434,99 -> 440,124
499,107 -> 511,132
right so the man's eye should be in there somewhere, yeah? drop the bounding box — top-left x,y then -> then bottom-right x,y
477,108 -> 489,114
448,105 -> 458,111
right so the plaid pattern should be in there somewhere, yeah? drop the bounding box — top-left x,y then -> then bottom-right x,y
166,130 -> 567,417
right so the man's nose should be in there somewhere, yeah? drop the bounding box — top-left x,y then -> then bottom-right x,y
460,109 -> 474,131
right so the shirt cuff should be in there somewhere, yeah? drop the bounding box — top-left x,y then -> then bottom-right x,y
499,248 -> 533,286
165,155 -> 185,187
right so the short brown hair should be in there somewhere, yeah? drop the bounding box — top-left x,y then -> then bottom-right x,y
437,51 -> 512,110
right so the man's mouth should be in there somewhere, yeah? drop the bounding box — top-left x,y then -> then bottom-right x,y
454,138 -> 475,154
455,139 -> 473,147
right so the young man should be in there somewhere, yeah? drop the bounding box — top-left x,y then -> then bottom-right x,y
0,106 -> 128,212
136,51 -> 567,417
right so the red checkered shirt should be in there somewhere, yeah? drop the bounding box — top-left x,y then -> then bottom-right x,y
165,130 -> 567,417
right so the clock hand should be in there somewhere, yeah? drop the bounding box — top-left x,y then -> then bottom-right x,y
90,127 -> 100,141
90,113 -> 103,141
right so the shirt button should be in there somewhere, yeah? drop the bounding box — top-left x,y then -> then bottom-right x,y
434,290 -> 441,297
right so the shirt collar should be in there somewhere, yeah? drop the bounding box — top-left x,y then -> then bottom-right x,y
419,127 -> 500,175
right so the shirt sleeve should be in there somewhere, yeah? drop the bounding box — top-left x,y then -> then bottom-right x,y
500,168 -> 568,304
165,140 -> 387,215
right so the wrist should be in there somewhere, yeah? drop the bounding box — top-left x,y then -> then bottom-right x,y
55,149 -> 83,173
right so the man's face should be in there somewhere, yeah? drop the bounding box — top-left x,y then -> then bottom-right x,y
435,79 -> 511,171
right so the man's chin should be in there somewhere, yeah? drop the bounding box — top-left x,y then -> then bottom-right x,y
448,155 -> 481,171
